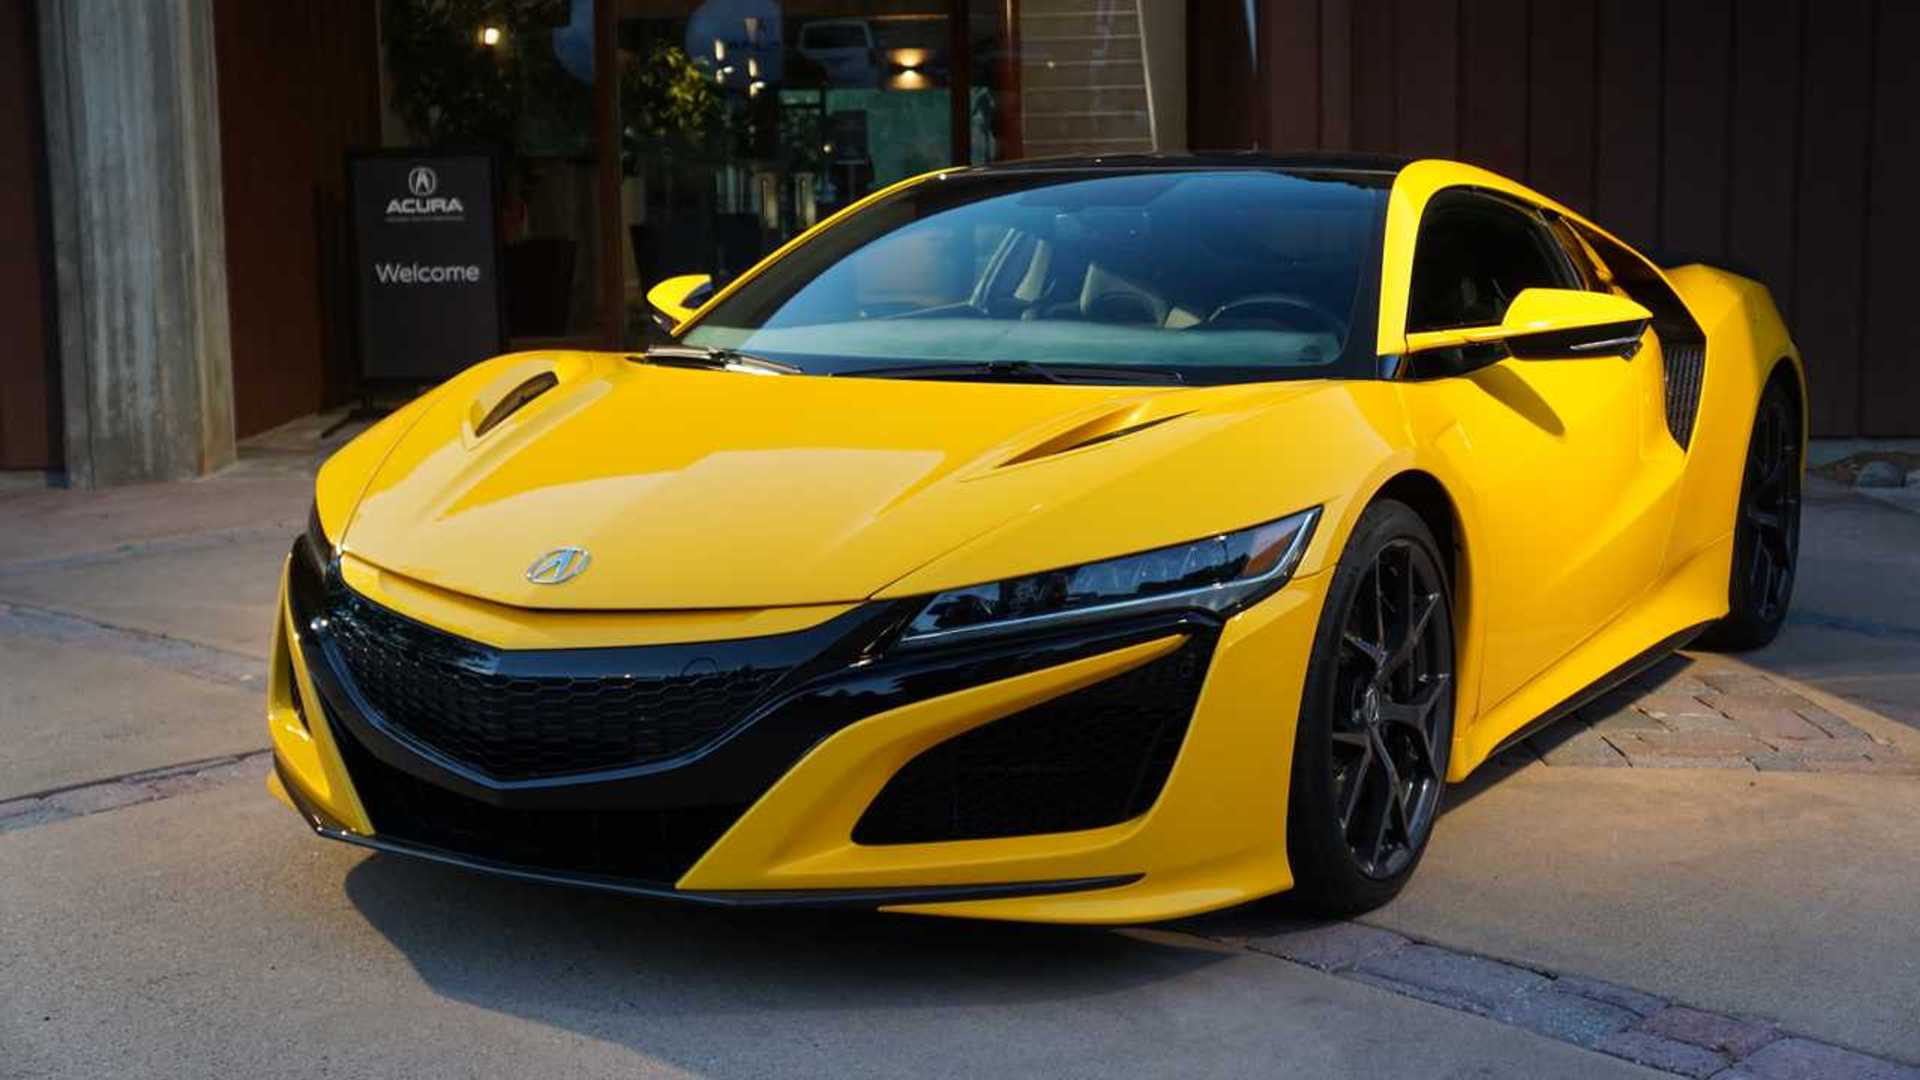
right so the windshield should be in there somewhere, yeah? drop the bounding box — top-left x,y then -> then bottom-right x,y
681,168 -> 1389,384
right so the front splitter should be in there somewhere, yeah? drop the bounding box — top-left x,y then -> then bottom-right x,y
274,757 -> 1141,911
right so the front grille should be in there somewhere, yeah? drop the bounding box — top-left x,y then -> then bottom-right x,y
328,708 -> 744,884
853,636 -> 1213,845
322,590 -> 793,780
1664,341 -> 1706,447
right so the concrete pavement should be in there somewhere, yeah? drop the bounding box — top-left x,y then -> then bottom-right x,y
1751,477 -> 1920,733
1,777 -> 1665,1080
3,439 -> 1919,1077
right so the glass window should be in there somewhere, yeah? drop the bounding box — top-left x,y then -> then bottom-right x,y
681,168 -> 1389,384
1407,191 -> 1576,331
380,0 -> 604,342
617,3 -> 957,345
1546,215 -> 1608,292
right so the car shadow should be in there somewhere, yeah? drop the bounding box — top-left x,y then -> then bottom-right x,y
342,852 -> 1231,1060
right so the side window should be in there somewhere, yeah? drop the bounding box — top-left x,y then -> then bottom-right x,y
1545,215 -> 1607,292
1407,191 -> 1577,331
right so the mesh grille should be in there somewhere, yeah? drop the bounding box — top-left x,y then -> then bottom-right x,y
1664,341 -> 1706,447
328,709 -> 742,884
853,637 -> 1211,845
323,592 -> 790,780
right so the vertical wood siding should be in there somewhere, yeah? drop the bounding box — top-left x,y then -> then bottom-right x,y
1215,0 -> 1920,437
0,0 -> 58,470
213,0 -> 380,438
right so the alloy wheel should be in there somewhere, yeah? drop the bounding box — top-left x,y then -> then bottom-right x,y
1742,392 -> 1801,624
1330,539 -> 1452,879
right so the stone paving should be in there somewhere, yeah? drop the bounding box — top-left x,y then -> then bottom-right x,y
1513,653 -> 1919,774
1192,920 -> 1920,1080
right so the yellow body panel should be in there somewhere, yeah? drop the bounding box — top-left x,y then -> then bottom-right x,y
271,157 -> 1803,922
266,559 -> 373,835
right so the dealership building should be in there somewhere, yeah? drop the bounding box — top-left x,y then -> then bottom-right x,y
1,0 -> 1913,487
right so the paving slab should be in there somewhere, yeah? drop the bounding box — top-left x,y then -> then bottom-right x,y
1357,762 -> 1920,1063
0,532 -> 292,660
0,633 -> 263,799
0,779 -> 1662,1080
0,470 -> 310,566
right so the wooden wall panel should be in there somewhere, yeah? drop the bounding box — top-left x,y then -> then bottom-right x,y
0,0 -> 58,470
1591,0 -> 1662,247
1861,0 -> 1920,436
1242,0 -> 1908,436
1186,0 -> 1259,150
1263,0 -> 1323,148
1349,0 -> 1397,152
1659,0 -> 1731,257
1725,0 -> 1801,317
1456,0 -> 1529,179
1320,0 -> 1353,149
214,0 -> 381,438
1526,0 -> 1596,213
1791,0 -> 1873,436
1392,0 -> 1457,159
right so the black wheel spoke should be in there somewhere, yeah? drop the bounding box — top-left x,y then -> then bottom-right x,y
1381,591 -> 1440,683
1336,739 -> 1373,829
1343,630 -> 1387,670
1365,784 -> 1393,870
1371,552 -> 1389,657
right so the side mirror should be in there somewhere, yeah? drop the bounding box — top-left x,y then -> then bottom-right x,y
1405,288 -> 1652,360
645,273 -> 715,328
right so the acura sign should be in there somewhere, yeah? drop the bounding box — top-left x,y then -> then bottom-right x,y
348,152 -> 503,382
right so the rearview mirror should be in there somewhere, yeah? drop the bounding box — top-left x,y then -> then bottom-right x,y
1405,288 -> 1652,360
645,273 -> 715,327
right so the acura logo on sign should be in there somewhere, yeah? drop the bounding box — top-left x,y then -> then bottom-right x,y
386,164 -> 464,219
526,547 -> 591,585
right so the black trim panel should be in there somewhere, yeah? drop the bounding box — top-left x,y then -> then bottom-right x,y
1491,620 -> 1713,758
275,757 -> 1140,910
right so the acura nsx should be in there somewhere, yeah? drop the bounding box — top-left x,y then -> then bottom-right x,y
269,154 -> 1804,922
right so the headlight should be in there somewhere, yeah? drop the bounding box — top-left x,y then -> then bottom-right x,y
897,507 -> 1320,648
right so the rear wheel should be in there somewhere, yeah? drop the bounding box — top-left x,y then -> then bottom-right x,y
1698,378 -> 1802,651
1286,501 -> 1455,915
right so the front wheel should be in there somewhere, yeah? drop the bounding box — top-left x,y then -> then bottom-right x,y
1697,378 -> 1802,651
1285,500 -> 1455,916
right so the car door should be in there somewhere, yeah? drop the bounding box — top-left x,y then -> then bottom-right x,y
1401,189 -> 1685,714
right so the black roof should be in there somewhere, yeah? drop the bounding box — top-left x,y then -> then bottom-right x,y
974,150 -> 1415,174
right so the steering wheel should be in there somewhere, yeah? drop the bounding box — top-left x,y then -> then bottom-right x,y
1202,293 -> 1345,336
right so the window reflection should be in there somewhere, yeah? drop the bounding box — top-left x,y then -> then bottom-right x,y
379,0 -> 1192,351
619,2 -> 956,344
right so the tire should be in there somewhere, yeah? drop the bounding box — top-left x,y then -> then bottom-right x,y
1285,499 -> 1456,916
1696,378 -> 1802,652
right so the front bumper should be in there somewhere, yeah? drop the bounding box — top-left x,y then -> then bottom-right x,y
267,539 -> 1329,924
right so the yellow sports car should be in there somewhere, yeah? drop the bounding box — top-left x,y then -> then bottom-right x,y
268,154 -> 1803,923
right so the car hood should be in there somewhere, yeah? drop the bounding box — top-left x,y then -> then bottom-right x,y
339,354 -> 1354,610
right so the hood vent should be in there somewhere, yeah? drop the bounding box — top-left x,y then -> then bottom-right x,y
472,371 -> 559,438
1000,408 -> 1189,468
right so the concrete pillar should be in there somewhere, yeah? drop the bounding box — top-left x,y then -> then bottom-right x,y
38,0 -> 234,487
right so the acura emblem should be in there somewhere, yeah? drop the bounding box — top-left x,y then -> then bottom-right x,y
526,547 -> 590,585
407,165 -> 438,198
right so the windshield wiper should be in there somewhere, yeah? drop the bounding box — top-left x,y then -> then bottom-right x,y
632,345 -> 801,376
835,360 -> 1183,385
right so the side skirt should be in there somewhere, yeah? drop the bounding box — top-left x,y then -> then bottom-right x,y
1489,620 -> 1712,759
